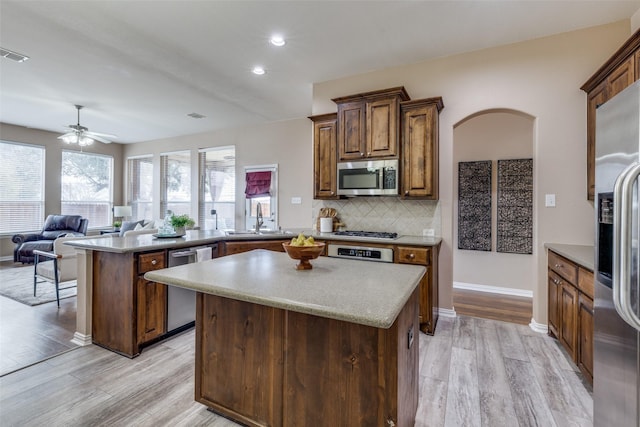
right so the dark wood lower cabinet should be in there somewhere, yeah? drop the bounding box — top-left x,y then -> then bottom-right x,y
195,288 -> 419,427
92,250 -> 167,357
547,249 -> 594,385
578,294 -> 594,383
222,240 -> 288,256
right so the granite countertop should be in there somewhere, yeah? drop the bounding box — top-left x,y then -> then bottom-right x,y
144,249 -> 425,329
544,243 -> 595,271
64,228 -> 441,253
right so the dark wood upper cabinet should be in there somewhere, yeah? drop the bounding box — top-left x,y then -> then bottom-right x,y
309,113 -> 338,199
400,97 -> 444,199
333,87 -> 410,161
581,29 -> 640,201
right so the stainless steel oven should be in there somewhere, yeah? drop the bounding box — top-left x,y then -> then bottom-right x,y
337,159 -> 399,196
327,243 -> 394,263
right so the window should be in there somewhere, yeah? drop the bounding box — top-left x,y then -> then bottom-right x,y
199,147 -> 235,231
0,141 -> 45,233
61,151 -> 114,228
127,156 -> 153,221
161,151 -> 191,218
244,165 -> 278,231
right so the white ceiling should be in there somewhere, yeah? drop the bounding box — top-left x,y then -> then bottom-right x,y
1,1 -> 639,144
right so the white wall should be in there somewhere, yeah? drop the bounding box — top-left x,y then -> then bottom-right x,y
312,20 -> 631,324
122,118 -> 313,230
453,110 -> 534,293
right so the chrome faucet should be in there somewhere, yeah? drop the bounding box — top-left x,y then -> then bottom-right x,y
255,202 -> 264,231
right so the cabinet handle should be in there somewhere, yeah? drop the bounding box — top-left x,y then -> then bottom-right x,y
555,263 -> 561,269
406,253 -> 415,260
405,191 -> 409,196
330,191 -> 334,195
360,152 -> 365,157
151,259 -> 157,265
367,152 -> 371,156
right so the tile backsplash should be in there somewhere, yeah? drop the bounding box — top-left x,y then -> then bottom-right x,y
312,197 -> 440,237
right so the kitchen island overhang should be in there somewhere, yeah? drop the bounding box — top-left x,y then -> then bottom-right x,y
145,249 -> 425,427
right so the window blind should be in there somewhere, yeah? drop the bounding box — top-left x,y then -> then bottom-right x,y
0,141 -> 45,234
160,151 -> 191,218
198,147 -> 235,231
127,156 -> 153,221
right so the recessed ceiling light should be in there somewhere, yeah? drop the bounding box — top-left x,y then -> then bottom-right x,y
270,35 -> 285,47
252,66 -> 266,75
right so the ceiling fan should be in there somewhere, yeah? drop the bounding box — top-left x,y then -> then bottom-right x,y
58,105 -> 117,146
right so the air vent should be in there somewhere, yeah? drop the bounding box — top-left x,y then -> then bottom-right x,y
1,47 -> 29,62
187,112 -> 206,119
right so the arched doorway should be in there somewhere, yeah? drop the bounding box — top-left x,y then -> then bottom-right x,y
452,109 -> 536,323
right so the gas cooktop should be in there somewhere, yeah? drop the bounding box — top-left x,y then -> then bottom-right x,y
333,230 -> 399,240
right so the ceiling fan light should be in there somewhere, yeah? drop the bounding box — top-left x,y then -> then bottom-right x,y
62,134 -> 78,144
79,136 -> 94,146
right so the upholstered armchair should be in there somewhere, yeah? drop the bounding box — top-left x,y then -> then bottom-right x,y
12,215 -> 88,264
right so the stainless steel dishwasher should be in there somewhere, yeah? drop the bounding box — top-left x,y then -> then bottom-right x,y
167,243 -> 218,332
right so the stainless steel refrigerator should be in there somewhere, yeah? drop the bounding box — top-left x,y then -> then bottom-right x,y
594,79 -> 640,426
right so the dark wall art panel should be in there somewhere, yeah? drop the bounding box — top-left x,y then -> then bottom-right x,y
497,158 -> 533,254
458,160 -> 492,251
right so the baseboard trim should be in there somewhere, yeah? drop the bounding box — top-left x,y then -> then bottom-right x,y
71,332 -> 92,346
453,281 -> 533,298
439,307 -> 457,318
529,318 -> 548,334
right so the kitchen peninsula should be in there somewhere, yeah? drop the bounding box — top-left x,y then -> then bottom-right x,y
145,249 -> 425,427
65,230 -> 441,358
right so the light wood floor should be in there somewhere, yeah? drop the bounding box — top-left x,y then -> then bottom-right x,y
0,314 -> 592,426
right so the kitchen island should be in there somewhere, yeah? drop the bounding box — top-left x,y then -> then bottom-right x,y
145,249 -> 425,427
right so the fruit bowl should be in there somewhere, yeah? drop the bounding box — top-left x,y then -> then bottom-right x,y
282,242 -> 325,270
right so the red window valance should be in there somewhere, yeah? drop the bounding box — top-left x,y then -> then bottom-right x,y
245,171 -> 272,198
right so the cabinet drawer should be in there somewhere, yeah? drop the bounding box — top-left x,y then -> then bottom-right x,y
138,251 -> 166,274
548,251 -> 577,284
397,247 -> 430,266
578,267 -> 595,299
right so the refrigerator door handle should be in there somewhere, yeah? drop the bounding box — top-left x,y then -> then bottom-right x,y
613,161 -> 640,331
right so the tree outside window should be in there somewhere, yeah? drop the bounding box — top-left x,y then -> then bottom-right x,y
61,151 -> 113,228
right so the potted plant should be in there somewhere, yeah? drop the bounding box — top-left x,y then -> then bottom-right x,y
170,214 -> 195,235
113,220 -> 122,231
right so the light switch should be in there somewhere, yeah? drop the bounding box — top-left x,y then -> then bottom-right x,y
291,197 -> 302,204
545,194 -> 556,207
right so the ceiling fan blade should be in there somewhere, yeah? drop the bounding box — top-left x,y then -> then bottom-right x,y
87,130 -> 118,139
88,133 -> 113,144
57,132 -> 76,140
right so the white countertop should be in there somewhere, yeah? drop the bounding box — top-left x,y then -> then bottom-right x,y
65,229 -> 441,253
144,249 -> 425,329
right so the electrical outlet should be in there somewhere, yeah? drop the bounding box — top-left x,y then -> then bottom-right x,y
423,228 -> 435,237
291,197 -> 302,204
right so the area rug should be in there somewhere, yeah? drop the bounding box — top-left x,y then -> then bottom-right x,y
0,265 -> 77,306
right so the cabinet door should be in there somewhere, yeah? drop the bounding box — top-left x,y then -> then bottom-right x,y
607,55 -> 635,99
578,294 -> 594,384
137,277 -> 167,345
560,282 -> 578,361
548,270 -> 561,339
337,101 -> 365,160
312,115 -> 338,199
397,246 -> 437,334
636,50 -> 640,82
586,81 -> 607,201
366,97 -> 398,158
401,104 -> 438,199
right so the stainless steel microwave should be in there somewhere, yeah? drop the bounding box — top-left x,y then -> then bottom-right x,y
337,159 -> 399,196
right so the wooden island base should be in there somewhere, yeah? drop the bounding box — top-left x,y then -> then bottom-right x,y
195,288 -> 419,427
